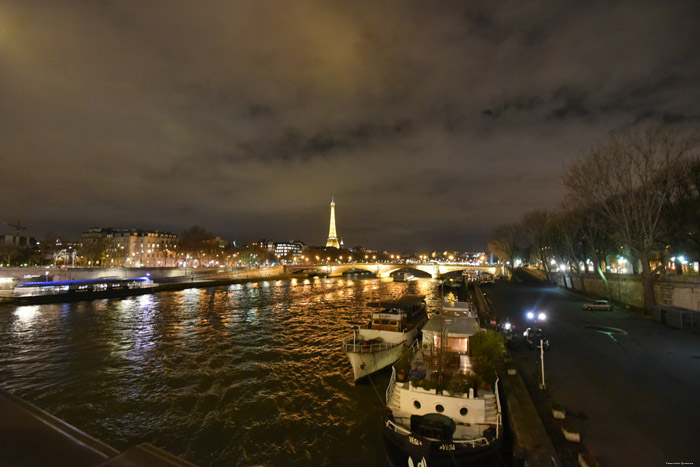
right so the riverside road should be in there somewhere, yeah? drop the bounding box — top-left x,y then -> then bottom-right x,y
485,272 -> 700,466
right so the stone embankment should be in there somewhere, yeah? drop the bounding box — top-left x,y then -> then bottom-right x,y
522,268 -> 700,332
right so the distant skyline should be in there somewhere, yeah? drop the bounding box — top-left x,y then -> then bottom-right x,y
2,1 -> 699,252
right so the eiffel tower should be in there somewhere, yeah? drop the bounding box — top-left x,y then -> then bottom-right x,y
326,197 -> 340,248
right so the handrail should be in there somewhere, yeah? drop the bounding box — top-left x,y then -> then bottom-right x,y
409,337 -> 420,354
494,375 -> 501,413
384,338 -> 420,405
341,340 -> 403,353
386,367 -> 396,405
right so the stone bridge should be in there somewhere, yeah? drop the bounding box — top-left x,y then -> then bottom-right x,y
283,262 -> 499,279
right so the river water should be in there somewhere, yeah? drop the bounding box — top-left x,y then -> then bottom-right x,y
0,276 -> 443,466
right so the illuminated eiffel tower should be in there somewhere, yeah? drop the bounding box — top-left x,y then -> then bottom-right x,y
326,197 -> 340,248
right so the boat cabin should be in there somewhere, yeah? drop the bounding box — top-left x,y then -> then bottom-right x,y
13,277 -> 154,297
367,295 -> 426,332
421,314 -> 480,374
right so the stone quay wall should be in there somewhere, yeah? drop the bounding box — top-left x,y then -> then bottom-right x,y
525,268 -> 700,313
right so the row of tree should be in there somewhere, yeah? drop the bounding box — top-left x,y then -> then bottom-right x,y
489,124 -> 700,312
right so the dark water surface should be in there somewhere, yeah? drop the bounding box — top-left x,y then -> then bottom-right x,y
0,276 -> 442,466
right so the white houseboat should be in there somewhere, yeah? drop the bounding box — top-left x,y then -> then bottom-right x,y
383,300 -> 503,465
341,295 -> 428,381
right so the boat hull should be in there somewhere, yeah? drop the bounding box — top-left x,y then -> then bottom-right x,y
383,420 -> 500,467
346,342 -> 407,381
13,287 -> 156,305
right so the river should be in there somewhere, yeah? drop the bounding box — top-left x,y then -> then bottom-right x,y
0,276 -> 445,466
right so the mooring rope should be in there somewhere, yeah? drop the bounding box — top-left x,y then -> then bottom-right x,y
366,372 -> 386,407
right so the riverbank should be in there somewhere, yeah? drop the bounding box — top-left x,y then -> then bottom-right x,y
473,283 -> 561,466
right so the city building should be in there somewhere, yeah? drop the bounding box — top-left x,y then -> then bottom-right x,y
1,235 -> 36,248
80,228 -> 179,267
274,241 -> 306,259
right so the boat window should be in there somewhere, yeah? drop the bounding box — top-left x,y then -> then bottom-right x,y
413,400 -> 421,409
435,404 -> 444,413
460,407 -> 468,416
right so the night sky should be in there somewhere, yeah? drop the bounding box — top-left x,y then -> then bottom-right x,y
2,1 -> 699,252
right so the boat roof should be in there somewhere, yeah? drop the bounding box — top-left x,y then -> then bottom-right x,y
367,294 -> 425,308
442,298 -> 472,312
423,314 -> 479,337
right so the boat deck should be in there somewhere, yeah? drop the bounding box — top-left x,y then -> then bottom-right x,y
342,336 -> 404,353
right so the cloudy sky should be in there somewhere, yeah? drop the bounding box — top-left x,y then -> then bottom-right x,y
1,0 -> 699,252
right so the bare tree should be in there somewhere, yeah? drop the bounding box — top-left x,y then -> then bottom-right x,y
577,207 -> 618,300
521,209 -> 555,276
550,209 -> 585,273
0,243 -> 19,266
488,223 -> 520,276
80,236 -> 110,267
180,225 -> 216,266
563,125 -> 699,312
663,157 -> 700,272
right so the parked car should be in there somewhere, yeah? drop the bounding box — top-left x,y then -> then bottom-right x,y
583,300 -> 612,311
523,327 -> 550,350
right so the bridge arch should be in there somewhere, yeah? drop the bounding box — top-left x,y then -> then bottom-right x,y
283,263 -> 499,279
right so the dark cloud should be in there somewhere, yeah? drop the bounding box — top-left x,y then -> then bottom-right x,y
1,0 -> 699,251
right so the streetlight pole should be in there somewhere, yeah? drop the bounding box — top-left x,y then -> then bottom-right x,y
539,339 -> 546,391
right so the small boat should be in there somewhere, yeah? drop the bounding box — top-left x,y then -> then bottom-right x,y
442,276 -> 463,289
341,294 -> 428,381
383,299 -> 503,466
393,272 -> 415,282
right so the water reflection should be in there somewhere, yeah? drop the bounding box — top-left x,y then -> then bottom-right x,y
0,277 -> 442,466
13,305 -> 40,330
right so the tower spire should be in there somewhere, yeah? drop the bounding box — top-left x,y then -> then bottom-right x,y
326,197 -> 340,248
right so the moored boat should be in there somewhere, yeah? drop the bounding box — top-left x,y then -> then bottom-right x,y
11,277 -> 155,304
393,272 -> 415,282
383,299 -> 503,466
341,294 -> 428,381
442,276 -> 464,289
